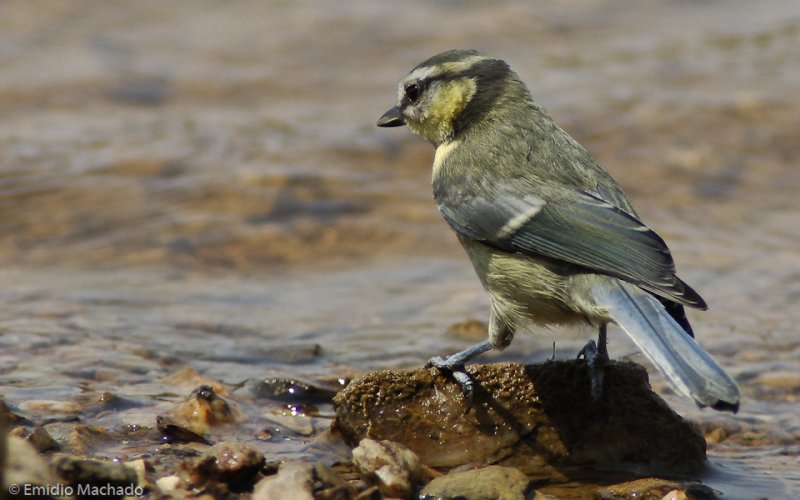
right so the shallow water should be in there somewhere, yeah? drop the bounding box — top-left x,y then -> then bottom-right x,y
1,0 -> 799,497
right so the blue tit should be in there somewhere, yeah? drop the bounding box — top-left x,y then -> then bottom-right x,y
378,50 -> 739,412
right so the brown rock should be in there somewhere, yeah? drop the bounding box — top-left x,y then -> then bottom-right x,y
253,461 -> 357,500
52,454 -> 139,491
177,385 -> 242,425
187,441 -> 266,492
166,384 -> 243,437
421,465 -> 531,500
333,360 -> 706,478
4,435 -> 61,495
351,438 -> 420,498
253,462 -> 314,500
311,462 -> 358,500
604,477 -> 717,499
9,426 -> 60,453
41,422 -> 113,455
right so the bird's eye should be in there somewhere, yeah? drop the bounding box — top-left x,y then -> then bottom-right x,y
405,83 -> 420,102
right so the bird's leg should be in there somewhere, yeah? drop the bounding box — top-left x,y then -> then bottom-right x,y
577,323 -> 609,401
427,339 -> 493,410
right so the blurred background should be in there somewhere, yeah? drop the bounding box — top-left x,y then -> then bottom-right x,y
0,0 -> 798,494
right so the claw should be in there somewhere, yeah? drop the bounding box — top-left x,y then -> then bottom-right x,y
578,340 -> 604,401
451,369 -> 477,410
578,324 -> 609,402
426,339 -> 493,412
577,339 -> 598,361
427,357 -> 476,411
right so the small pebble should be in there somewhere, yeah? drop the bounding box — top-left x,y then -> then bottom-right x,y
351,438 -> 421,498
253,462 -> 314,500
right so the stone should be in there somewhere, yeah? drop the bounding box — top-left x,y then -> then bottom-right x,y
253,462 -> 315,500
351,438 -> 420,498
41,422 -> 113,455
51,454 -> 139,489
311,462 -> 358,500
333,360 -> 706,479
169,384 -> 243,433
420,465 -> 530,500
3,435 -> 60,494
26,426 -> 61,453
188,442 -> 265,492
251,377 -> 338,404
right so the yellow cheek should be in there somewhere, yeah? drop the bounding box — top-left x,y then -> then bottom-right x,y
430,81 -> 471,121
417,79 -> 476,144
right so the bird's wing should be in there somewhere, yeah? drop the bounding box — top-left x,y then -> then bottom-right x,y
438,188 -> 707,309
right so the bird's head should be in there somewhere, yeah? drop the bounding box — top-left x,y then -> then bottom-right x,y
377,49 -> 523,146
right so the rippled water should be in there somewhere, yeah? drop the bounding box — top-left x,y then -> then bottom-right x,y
1,0 -> 798,497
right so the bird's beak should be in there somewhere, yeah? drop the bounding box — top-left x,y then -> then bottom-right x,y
376,106 -> 405,127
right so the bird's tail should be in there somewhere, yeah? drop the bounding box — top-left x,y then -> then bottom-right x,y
593,281 -> 740,412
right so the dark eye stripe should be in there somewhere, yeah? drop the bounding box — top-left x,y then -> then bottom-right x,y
402,68 -> 477,106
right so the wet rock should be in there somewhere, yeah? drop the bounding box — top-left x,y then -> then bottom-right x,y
1,399 -> 33,426
421,465 -> 531,500
155,474 -> 182,495
311,462 -> 359,500
88,391 -> 142,413
156,415 -> 212,445
161,384 -> 242,441
4,435 -> 61,495
52,454 -> 140,492
263,411 -> 316,436
351,438 -> 421,498
9,425 -> 61,453
117,422 -> 162,442
603,477 -> 717,499
604,478 -> 681,498
28,426 -> 61,453
185,442 -> 266,492
251,377 -> 339,404
695,416 -> 795,448
176,384 -> 242,426
253,462 -> 315,500
41,422 -> 113,455
254,462 -> 358,500
662,491 -> 690,500
333,360 -> 706,478
327,461 -> 377,498
19,399 -> 82,415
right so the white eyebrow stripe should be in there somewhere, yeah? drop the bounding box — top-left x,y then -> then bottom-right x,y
398,55 -> 491,101
438,56 -> 491,74
405,65 -> 441,83
404,55 -> 491,84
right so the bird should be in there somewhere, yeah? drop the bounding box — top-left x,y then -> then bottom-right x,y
376,49 -> 740,412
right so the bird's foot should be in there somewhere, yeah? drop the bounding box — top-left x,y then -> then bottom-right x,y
427,355 -> 477,411
426,339 -> 493,412
577,339 -> 607,402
